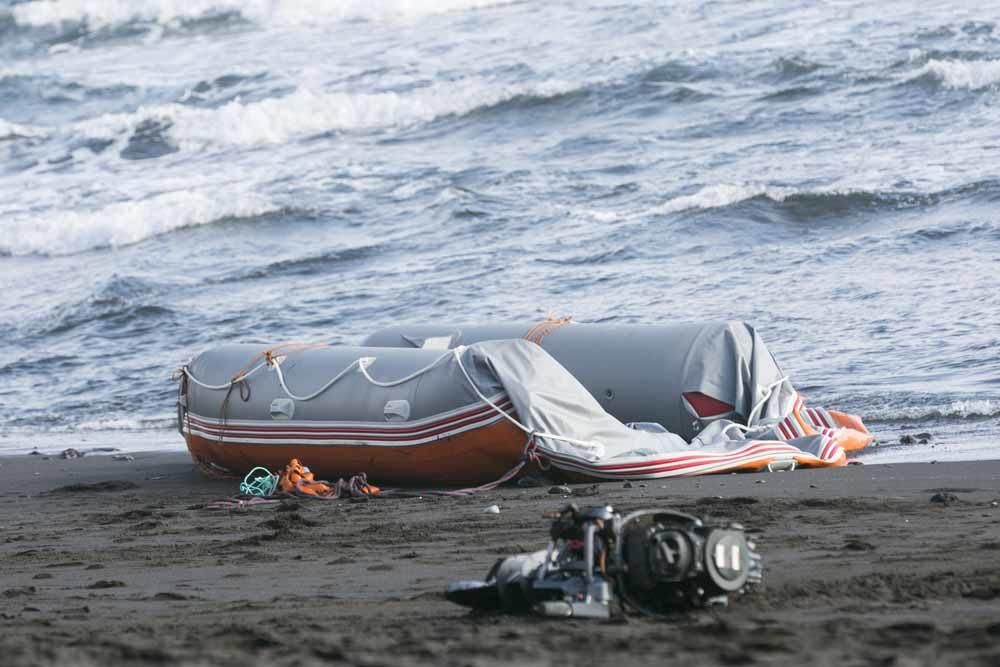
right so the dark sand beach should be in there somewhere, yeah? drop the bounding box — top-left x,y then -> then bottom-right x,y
2,452 -> 1000,666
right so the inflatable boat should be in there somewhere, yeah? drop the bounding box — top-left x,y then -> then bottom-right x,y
179,321 -> 872,485
362,320 -> 871,449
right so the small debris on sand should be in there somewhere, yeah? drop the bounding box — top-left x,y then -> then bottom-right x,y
151,592 -> 194,601
843,539 -> 877,551
930,492 -> 959,505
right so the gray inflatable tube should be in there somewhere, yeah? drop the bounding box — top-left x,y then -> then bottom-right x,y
362,321 -> 785,441
179,338 -> 845,485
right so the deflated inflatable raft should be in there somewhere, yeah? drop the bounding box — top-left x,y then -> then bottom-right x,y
363,320 -> 870,448
179,321 -> 872,485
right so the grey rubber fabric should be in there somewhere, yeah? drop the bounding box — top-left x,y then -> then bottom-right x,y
183,339 -> 824,476
184,343 -> 503,424
362,321 -> 789,440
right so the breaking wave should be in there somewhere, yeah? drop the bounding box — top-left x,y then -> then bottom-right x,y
0,118 -> 47,140
646,184 -> 901,218
7,416 -> 178,434
913,58 -> 1000,89
11,0 -> 513,31
73,416 -> 176,431
76,80 -> 581,150
1,190 -> 280,256
647,181 -> 1000,219
865,400 -> 1000,423
648,184 -> 794,216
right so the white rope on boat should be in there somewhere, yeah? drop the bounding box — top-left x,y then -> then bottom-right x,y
272,350 -> 455,401
449,347 -> 605,457
356,351 -> 454,387
270,357 -> 366,402
182,344 -> 605,458
182,360 -> 270,390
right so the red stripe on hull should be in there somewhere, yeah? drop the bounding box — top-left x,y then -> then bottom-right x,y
185,418 -> 528,486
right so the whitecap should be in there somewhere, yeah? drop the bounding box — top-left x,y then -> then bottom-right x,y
73,416 -> 177,431
76,79 -> 580,150
1,189 -> 279,256
12,0 -> 513,30
865,399 -> 1000,422
649,183 -> 793,215
916,59 -> 1000,90
0,118 -> 48,141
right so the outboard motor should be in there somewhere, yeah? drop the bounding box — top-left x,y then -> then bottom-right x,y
446,504 -> 762,619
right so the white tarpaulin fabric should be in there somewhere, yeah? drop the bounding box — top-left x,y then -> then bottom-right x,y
457,340 -> 844,479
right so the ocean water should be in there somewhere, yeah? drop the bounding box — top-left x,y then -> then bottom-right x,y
1,0 -> 998,463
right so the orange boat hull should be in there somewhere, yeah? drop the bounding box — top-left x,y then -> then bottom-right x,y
184,419 -> 528,487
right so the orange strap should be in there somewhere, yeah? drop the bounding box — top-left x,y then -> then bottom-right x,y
524,315 -> 572,345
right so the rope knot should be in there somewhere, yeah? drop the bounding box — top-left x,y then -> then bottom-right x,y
523,436 -> 549,470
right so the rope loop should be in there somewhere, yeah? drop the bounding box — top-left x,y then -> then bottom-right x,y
523,436 -> 551,471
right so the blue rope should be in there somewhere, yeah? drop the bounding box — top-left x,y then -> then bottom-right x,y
240,467 -> 279,497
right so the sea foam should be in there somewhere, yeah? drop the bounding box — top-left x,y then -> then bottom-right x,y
78,80 -> 580,150
649,184 -> 793,215
0,118 -> 48,141
1,189 -> 279,256
73,416 -> 177,432
865,399 -> 1000,422
12,0 -> 511,30
917,59 -> 1000,90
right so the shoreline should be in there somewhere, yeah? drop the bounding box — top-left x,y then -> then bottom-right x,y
2,452 -> 1000,665
5,419 -> 999,465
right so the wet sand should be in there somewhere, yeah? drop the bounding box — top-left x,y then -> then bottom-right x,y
2,451 -> 999,666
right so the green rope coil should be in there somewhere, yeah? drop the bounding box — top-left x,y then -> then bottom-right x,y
240,466 -> 279,497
